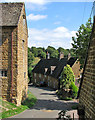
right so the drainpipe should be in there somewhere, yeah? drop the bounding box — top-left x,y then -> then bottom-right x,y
10,30 -> 13,102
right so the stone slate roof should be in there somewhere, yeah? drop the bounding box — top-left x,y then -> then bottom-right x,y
67,57 -> 78,67
0,3 -> 24,26
32,58 -> 68,79
32,57 -> 78,79
32,58 -> 59,75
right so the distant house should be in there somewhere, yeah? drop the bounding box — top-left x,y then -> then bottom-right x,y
0,3 -> 28,106
32,52 -> 82,89
67,57 -> 83,86
78,5 -> 95,119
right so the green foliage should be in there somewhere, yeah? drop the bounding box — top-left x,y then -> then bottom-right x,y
22,91 -> 37,108
31,47 -> 38,57
60,65 -> 75,89
28,48 -> 34,67
70,82 -> 78,98
72,18 -> 93,68
0,91 -> 37,119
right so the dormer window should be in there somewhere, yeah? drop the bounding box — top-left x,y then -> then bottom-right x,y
45,68 -> 48,74
51,66 -> 56,74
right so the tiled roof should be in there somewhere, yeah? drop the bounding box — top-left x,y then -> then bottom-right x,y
67,57 -> 78,67
32,58 -> 68,79
0,3 -> 24,26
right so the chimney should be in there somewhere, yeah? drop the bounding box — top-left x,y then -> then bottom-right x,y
68,52 -> 71,60
58,52 -> 64,60
46,51 -> 50,59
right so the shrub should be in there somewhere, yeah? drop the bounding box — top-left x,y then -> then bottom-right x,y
70,82 -> 78,98
60,65 -> 75,89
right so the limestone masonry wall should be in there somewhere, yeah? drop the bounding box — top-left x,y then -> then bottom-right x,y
79,18 -> 95,119
1,3 -> 28,106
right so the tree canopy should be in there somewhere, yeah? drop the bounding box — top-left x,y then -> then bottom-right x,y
72,18 -> 93,68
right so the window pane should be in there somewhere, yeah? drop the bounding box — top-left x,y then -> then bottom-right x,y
5,71 -> 7,77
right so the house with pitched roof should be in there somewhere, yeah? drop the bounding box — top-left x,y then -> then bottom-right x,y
32,52 -> 82,89
0,2 -> 28,106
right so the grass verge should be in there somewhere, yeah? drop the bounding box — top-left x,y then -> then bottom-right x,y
0,90 -> 37,119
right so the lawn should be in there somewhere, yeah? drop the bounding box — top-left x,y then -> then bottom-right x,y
0,90 -> 37,119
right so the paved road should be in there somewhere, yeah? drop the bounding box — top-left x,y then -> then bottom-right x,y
12,86 -> 78,118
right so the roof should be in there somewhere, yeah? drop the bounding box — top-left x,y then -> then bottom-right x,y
67,57 -> 78,67
32,58 -> 68,79
32,58 -> 59,75
0,3 -> 24,26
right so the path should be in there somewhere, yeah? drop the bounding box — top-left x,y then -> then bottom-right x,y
12,86 -> 79,118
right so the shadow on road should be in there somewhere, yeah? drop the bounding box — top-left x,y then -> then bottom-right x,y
29,99 -> 78,111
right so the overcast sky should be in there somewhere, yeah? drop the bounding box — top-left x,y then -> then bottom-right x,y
1,0 -> 94,49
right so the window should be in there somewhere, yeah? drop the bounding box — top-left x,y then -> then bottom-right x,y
39,74 -> 41,78
45,68 -> 48,74
23,19 -> 25,25
0,70 -> 7,77
44,75 -> 46,78
24,72 -> 26,78
34,73 -> 36,77
22,40 -> 25,50
51,66 -> 56,74
23,15 -> 26,26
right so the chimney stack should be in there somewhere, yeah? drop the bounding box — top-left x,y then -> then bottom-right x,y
46,51 -> 50,59
68,52 -> 71,60
59,52 -> 64,60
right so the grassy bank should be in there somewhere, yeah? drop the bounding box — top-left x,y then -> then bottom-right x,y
0,91 -> 37,119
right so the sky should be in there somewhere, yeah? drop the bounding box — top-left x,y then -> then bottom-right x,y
1,0 -> 94,49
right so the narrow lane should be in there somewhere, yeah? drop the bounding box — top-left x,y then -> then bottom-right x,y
12,86 -> 78,118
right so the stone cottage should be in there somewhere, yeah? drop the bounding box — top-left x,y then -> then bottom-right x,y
0,3 -> 28,106
32,53 -> 82,89
78,5 -> 95,119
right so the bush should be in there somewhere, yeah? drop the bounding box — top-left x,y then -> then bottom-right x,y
60,65 -> 75,89
70,82 -> 78,98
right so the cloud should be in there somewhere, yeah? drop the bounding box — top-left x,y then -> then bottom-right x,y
54,21 -> 61,25
28,27 -> 76,49
27,14 -> 47,21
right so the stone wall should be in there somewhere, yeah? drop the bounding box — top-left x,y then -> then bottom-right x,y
1,27 -> 18,102
79,18 -> 95,119
16,4 -> 28,106
1,4 -> 28,106
32,73 -> 58,89
72,60 -> 82,79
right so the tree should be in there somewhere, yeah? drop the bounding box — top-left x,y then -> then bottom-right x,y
60,65 -> 75,89
31,47 -> 38,57
72,18 -> 93,68
28,48 -> 34,67
28,47 -> 34,83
